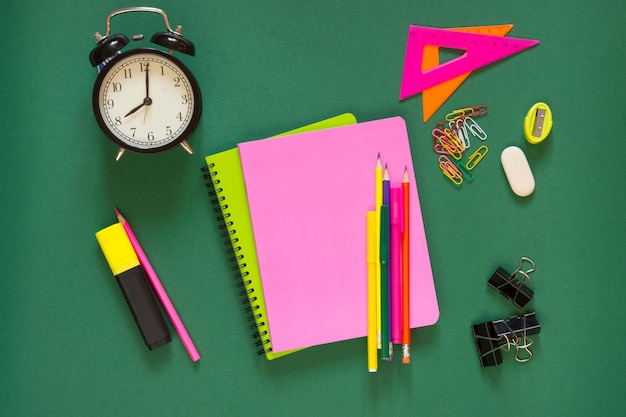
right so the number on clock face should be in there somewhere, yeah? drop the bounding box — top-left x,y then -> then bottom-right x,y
97,51 -> 196,150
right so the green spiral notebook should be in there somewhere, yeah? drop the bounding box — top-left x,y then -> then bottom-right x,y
203,113 -> 357,359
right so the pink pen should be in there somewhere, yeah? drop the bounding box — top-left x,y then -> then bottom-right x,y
390,188 -> 403,344
115,208 -> 200,362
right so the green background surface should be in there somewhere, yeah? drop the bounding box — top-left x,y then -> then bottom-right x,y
2,1 -> 625,416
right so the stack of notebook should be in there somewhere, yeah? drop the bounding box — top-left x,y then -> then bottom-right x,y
203,114 -> 439,360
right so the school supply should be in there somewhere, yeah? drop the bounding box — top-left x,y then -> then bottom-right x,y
237,117 -> 439,353
95,223 -> 172,350
472,312 -> 541,367
366,211 -> 378,372
115,208 -> 200,362
380,204 -> 391,361
374,156 -> 383,349
433,106 -> 489,185
420,25 -> 514,122
400,25 -> 539,102
202,114 -> 357,360
401,168 -> 411,364
466,146 -> 489,171
501,146 -> 535,197
488,257 -> 536,309
390,188 -> 403,345
524,102 -> 553,144
380,164 -> 393,361
374,165 -> 412,367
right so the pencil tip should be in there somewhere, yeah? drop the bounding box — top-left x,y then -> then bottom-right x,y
403,168 -> 409,182
114,207 -> 125,223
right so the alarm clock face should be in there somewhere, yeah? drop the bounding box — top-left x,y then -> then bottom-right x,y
93,48 -> 201,153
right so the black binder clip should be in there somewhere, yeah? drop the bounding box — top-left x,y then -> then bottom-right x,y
488,257 -> 535,308
471,312 -> 541,367
471,320 -> 502,367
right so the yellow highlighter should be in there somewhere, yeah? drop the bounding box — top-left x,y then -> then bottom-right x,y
96,223 -> 171,350
366,211 -> 378,372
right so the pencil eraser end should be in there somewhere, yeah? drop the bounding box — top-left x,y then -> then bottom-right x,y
368,369 -> 378,373
501,146 -> 535,197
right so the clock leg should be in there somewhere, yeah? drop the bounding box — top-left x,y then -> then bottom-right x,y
180,140 -> 193,155
115,148 -> 126,161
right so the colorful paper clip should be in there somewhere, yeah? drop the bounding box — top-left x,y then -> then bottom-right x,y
466,145 -> 488,170
467,105 -> 488,117
433,139 -> 455,156
432,127 -> 447,142
439,155 -> 462,185
445,107 -> 473,121
440,140 -> 463,160
433,129 -> 463,159
450,118 -> 470,149
433,142 -> 451,156
433,105 -> 490,186
445,105 -> 488,121
432,129 -> 452,154
453,158 -> 474,181
464,116 -> 487,141
444,128 -> 465,152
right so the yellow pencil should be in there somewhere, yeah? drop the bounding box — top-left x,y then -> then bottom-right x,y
375,154 -> 383,349
366,211 -> 378,372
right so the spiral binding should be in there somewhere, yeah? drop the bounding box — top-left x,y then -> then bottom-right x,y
202,164 -> 271,355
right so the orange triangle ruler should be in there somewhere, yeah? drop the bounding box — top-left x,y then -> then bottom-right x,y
421,24 -> 514,122
399,25 -> 540,119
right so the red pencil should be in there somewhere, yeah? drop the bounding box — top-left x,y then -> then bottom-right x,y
401,167 -> 411,364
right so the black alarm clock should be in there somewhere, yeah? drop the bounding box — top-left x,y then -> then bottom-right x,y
89,7 -> 202,160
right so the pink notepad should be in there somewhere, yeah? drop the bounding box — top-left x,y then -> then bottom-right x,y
238,117 -> 439,353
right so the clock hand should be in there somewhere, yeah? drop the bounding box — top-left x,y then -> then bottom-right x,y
125,63 -> 152,118
144,63 -> 150,124
124,101 -> 145,117
145,62 -> 150,99
124,97 -> 153,118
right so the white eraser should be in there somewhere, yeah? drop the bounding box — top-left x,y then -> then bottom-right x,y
501,146 -> 535,197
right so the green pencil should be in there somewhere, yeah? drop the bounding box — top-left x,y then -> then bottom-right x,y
380,205 -> 391,360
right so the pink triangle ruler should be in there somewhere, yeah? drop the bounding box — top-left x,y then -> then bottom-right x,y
421,24 -> 514,122
399,25 -> 539,100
